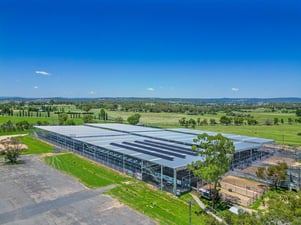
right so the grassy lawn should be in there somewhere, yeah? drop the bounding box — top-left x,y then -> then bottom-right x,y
106,110 -> 222,126
44,153 -> 127,188
199,124 -> 301,146
0,133 -> 53,157
44,153 -> 208,225
108,183 -> 207,225
18,135 -> 53,155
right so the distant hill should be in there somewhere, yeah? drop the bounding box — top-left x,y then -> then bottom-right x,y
1,96 -> 301,104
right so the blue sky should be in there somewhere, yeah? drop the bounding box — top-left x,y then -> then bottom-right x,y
0,0 -> 300,98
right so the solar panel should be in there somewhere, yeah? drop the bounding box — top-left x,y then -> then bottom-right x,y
122,141 -> 186,158
134,140 -> 198,156
110,143 -> 174,161
144,139 -> 197,154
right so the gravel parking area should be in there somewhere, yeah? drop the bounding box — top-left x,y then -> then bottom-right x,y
0,155 -> 155,225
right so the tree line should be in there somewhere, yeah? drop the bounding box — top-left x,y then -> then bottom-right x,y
1,99 -> 301,115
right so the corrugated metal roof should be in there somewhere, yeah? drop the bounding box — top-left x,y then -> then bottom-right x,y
34,124 -> 271,169
167,128 -> 274,144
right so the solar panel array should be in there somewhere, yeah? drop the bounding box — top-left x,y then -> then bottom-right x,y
139,140 -> 198,156
122,141 -> 186,158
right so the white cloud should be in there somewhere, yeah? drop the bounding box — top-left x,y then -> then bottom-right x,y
147,87 -> 155,91
34,86 -> 39,89
89,91 -> 96,95
231,87 -> 239,92
35,70 -> 50,76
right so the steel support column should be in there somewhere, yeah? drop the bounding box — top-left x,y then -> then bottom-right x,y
160,165 -> 163,191
173,169 -> 177,195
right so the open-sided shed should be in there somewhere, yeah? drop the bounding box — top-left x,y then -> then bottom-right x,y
34,123 -> 273,195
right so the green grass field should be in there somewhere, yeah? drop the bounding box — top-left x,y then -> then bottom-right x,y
45,153 -> 127,188
0,134 -> 53,157
199,124 -> 301,146
44,153 -> 209,225
106,111 -> 301,146
18,135 -> 53,155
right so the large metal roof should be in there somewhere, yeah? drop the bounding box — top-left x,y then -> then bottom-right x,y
35,124 -> 271,169
166,128 -> 274,144
86,123 -> 162,133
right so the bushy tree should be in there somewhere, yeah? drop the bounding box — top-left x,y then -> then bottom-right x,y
114,116 -> 124,123
83,114 -> 93,123
265,119 -> 273,126
3,138 -> 26,164
188,118 -> 197,128
256,162 -> 288,189
179,117 -> 186,126
65,119 -> 76,125
127,113 -> 141,125
220,116 -> 232,125
247,118 -> 258,125
210,119 -> 217,125
233,117 -> 244,125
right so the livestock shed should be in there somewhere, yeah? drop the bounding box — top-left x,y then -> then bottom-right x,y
34,123 -> 274,195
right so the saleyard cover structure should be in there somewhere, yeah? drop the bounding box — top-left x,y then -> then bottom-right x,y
34,123 -> 274,195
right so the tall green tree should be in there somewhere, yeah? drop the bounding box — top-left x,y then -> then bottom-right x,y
188,133 -> 235,208
99,109 -> 107,120
58,113 -> 68,125
296,108 -> 301,117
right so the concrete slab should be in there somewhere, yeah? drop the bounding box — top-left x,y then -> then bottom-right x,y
0,156 -> 155,225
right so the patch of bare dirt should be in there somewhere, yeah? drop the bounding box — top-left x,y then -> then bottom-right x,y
263,156 -> 296,166
0,135 -> 28,152
98,198 -> 124,213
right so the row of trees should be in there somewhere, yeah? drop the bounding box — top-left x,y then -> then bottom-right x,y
179,115 -> 301,127
0,120 -> 33,132
178,116 -> 258,127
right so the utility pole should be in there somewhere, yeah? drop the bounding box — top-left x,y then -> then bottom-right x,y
186,199 -> 193,225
